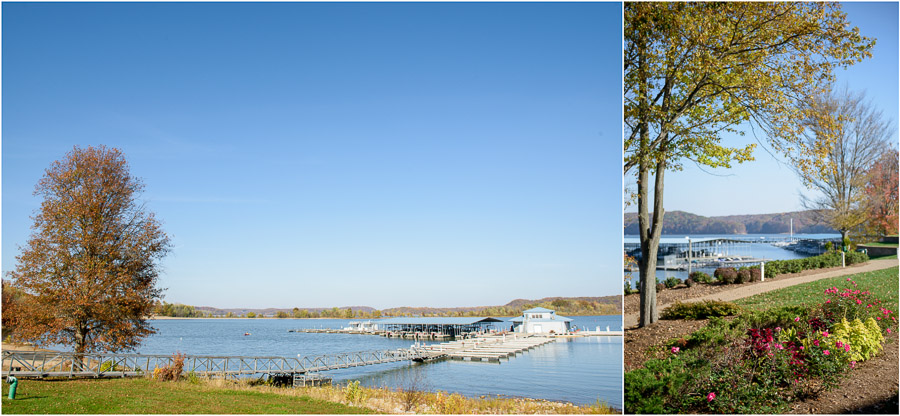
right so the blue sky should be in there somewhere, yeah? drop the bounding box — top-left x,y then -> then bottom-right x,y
2,2 -> 622,309
627,2 -> 899,218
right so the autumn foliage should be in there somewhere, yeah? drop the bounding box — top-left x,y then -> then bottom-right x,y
8,146 -> 170,354
864,149 -> 899,236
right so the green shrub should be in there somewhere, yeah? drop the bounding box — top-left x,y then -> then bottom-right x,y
685,278 -> 695,288
664,276 -> 681,289
624,354 -> 706,413
845,250 -> 869,265
690,271 -> 713,284
624,280 -> 638,295
344,380 -> 365,404
662,300 -> 742,320
714,267 -> 737,284
187,371 -> 201,385
764,251 -> 848,279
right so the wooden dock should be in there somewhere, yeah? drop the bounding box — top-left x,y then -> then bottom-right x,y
416,334 -> 557,362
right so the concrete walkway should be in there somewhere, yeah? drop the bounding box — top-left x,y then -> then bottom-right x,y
625,258 -> 899,328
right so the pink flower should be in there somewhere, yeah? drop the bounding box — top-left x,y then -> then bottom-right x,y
857,299 -> 863,305
823,350 -> 830,355
794,317 -> 801,322
835,341 -> 843,349
707,392 -> 716,402
850,361 -> 856,368
845,344 -> 851,352
813,339 -> 820,347
822,331 -> 829,337
671,347 -> 680,354
888,328 -> 892,334
826,300 -> 831,304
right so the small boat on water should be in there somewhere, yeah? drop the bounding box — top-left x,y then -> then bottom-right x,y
243,332 -> 251,336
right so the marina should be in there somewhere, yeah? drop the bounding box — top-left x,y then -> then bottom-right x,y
3,315 -> 622,407
625,233 -> 841,281
0,333 -> 564,379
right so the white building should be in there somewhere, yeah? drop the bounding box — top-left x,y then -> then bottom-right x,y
509,307 -> 572,334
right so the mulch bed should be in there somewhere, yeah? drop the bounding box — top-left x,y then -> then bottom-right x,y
625,314 -> 900,414
789,331 -> 899,414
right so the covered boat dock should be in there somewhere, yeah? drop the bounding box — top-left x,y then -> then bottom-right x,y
377,317 -> 504,338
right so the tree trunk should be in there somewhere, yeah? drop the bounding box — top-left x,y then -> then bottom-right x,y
74,326 -> 87,371
638,157 -> 667,327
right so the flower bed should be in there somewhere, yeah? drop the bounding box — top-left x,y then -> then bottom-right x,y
625,276 -> 896,414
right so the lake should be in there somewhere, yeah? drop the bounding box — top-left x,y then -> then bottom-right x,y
127,315 -> 621,408
625,233 -> 841,282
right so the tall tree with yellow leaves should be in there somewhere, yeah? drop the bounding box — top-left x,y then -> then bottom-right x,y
624,2 -> 874,327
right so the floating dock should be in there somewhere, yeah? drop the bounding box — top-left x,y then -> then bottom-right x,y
415,334 -> 557,362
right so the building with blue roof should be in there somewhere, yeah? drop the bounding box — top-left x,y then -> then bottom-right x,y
510,307 -> 572,334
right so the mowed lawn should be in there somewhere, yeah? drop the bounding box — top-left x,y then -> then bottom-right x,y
734,266 -> 899,311
1,378 -> 372,414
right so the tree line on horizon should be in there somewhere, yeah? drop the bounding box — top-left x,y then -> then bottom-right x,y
623,210 -> 838,235
151,296 -> 620,319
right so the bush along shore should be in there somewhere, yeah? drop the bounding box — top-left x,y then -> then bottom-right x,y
626,249 -> 872,296
2,363 -> 617,414
625,271 -> 897,414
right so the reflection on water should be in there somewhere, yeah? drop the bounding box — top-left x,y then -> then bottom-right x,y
108,315 -> 621,407
342,336 -> 622,408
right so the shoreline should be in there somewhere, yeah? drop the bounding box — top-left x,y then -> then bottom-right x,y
149,313 -> 623,319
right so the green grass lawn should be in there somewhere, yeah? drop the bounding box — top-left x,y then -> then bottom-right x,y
860,241 -> 899,247
734,266 -> 899,312
1,378 -> 372,414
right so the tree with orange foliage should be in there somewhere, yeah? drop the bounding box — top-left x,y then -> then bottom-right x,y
864,148 -> 899,237
8,146 -> 170,354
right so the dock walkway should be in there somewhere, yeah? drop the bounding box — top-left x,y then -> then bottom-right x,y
416,334 -> 557,362
1,335 -> 561,379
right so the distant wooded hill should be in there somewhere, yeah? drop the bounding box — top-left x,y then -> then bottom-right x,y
623,210 -> 837,235
156,296 -> 620,318
381,296 -> 620,317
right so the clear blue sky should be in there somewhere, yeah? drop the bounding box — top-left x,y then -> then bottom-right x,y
2,2 -> 623,309
627,2 -> 899,218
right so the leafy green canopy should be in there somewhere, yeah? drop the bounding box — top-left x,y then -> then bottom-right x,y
624,2 -> 874,176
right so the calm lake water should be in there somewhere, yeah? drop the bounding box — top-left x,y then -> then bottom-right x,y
625,233 -> 841,282
125,315 -> 621,408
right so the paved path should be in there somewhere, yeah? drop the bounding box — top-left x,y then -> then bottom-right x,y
625,259 -> 898,328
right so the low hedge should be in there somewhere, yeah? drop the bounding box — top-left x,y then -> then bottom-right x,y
764,251 -> 868,279
661,300 -> 742,320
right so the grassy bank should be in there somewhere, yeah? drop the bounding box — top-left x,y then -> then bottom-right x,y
1,378 -> 369,414
734,266 -> 899,311
1,376 -> 617,414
